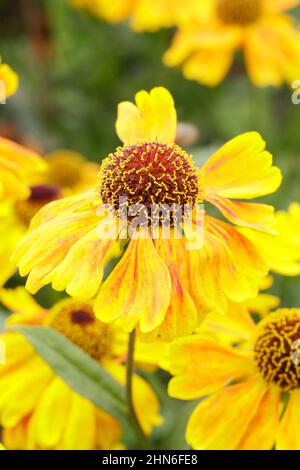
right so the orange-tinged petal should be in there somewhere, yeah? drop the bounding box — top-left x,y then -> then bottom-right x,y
116,87 -> 177,145
95,230 -> 171,333
206,194 -> 276,233
167,335 -> 252,400
276,390 -> 300,450
45,225 -> 117,300
203,302 -> 256,343
144,238 -> 199,341
13,212 -> 98,293
186,376 -> 267,450
202,132 -> 282,199
237,386 -> 280,450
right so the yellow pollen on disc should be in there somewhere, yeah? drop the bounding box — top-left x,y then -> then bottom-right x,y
217,0 -> 262,25
47,300 -> 113,361
254,309 -> 300,391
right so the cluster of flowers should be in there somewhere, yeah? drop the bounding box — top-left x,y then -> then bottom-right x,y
0,71 -> 299,449
70,0 -> 300,87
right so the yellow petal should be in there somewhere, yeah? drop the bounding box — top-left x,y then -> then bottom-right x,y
60,393 -> 96,450
0,287 -> 42,315
144,238 -> 199,341
245,16 -> 300,87
202,132 -> 282,199
277,390 -> 300,450
237,386 -> 280,450
186,377 -> 267,450
27,377 -> 72,449
206,195 -> 276,233
182,49 -> 234,87
46,226 -> 117,299
167,335 -> 252,400
95,230 -> 171,333
0,63 -> 19,99
116,87 -> 177,145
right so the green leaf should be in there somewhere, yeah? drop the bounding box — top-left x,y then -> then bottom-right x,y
11,325 -> 127,420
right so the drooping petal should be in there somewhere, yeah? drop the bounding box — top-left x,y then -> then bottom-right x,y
186,377 -> 267,450
13,211 -> 98,294
0,63 -> 19,99
276,390 -> 300,450
202,132 -> 282,199
143,238 -> 199,341
95,230 -> 171,333
237,386 -> 280,450
167,335 -> 253,400
206,194 -> 276,233
44,224 -> 118,300
116,87 -> 177,145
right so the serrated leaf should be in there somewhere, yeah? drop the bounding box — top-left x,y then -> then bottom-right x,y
11,325 -> 127,420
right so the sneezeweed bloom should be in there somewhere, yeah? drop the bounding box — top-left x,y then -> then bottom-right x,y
166,308 -> 300,450
70,0 -> 176,32
0,288 -> 161,450
164,0 -> 300,87
44,149 -> 99,195
0,60 -> 19,101
0,137 -> 46,201
13,87 -> 282,341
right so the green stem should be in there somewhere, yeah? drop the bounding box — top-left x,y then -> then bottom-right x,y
126,330 -> 148,447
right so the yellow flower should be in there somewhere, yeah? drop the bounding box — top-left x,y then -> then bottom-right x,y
0,443 -> 5,450
0,288 -> 161,450
12,87 -> 282,341
44,149 -> 99,195
70,0 -> 176,31
0,137 -> 46,201
166,307 -> 300,450
164,0 -> 300,87
0,61 -> 19,100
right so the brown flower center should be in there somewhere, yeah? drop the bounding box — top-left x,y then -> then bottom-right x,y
98,142 -> 200,224
14,184 -> 61,226
254,310 -> 300,391
217,0 -> 262,25
48,301 -> 113,361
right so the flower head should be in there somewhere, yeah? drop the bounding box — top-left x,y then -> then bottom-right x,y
0,288 -> 161,449
164,0 -> 300,87
166,307 -> 300,450
13,87 -> 282,340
